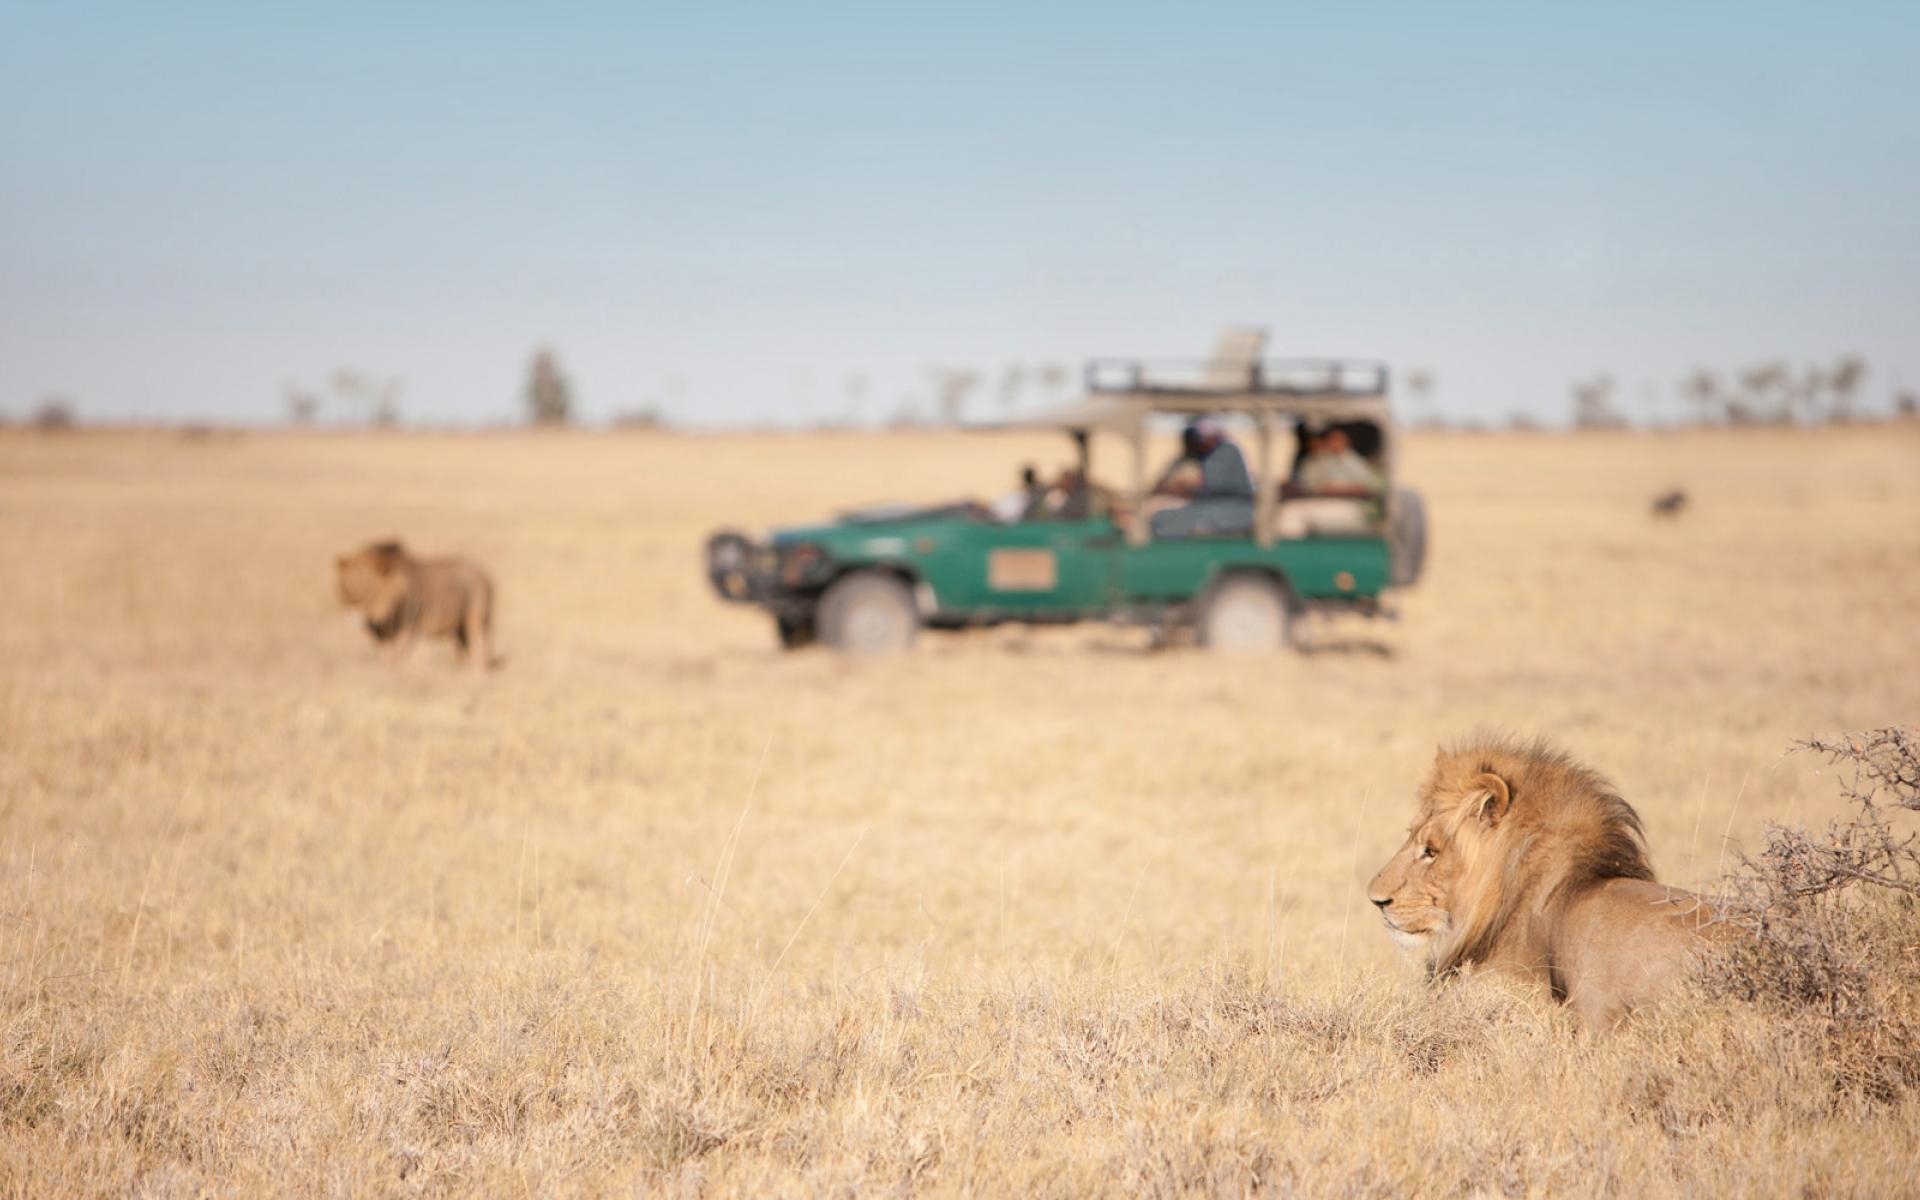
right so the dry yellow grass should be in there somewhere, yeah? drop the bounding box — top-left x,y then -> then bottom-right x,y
1,424 -> 1917,1196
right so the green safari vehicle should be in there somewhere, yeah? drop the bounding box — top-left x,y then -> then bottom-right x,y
704,356 -> 1427,652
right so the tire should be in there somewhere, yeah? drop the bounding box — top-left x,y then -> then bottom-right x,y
1389,488 -> 1428,587
817,572 -> 919,655
776,614 -> 816,650
1197,574 -> 1290,652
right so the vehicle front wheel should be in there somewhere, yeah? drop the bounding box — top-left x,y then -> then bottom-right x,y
817,572 -> 919,655
1196,575 -> 1291,652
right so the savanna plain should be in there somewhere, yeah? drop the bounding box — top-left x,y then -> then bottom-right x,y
2,424 -> 1917,1198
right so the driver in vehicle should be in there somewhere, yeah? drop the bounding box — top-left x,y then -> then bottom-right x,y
1148,416 -> 1256,538
1278,426 -> 1383,536
1041,465 -> 1118,520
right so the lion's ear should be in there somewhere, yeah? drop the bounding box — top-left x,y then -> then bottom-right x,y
1472,772 -> 1513,826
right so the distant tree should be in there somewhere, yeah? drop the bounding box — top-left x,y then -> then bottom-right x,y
1896,389 -> 1918,420
31,394 -> 75,431
524,348 -> 573,426
1826,356 -> 1868,423
610,407 -> 667,430
330,369 -> 368,422
284,383 -> 321,426
325,369 -> 404,428
996,364 -> 1028,412
1034,362 -> 1072,402
928,367 -> 982,424
1681,357 -> 1876,427
1736,361 -> 1792,424
1506,411 -> 1541,432
1679,369 -> 1721,426
1570,373 -> 1626,430
1403,368 -> 1436,420
1791,366 -> 1829,425
372,378 -> 405,429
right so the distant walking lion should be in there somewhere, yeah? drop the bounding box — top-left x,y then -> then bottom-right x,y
1367,735 -> 1729,1029
335,540 -> 496,671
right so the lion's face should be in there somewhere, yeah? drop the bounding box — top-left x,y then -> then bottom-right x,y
1366,818 -> 1466,959
336,544 -> 409,624
1366,765 -> 1514,965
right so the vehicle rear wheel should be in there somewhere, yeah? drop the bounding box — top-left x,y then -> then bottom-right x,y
1197,574 -> 1290,652
818,572 -> 919,655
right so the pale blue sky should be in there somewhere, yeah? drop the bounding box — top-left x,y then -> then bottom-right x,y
3,1 -> 1916,426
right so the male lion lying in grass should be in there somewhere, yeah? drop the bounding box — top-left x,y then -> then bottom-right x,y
335,540 -> 496,671
1368,735 -> 1728,1029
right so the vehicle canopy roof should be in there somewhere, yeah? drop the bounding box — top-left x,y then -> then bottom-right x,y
1025,357 -> 1394,437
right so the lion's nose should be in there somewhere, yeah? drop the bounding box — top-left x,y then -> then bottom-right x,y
1369,895 -> 1392,909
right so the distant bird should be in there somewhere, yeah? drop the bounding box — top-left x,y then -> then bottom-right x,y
1650,488 -> 1689,519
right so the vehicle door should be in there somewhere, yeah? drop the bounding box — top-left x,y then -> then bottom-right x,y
937,516 -> 1119,616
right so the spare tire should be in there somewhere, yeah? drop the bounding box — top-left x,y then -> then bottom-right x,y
1389,488 -> 1428,587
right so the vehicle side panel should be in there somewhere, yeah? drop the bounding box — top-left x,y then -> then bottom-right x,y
918,519 -> 1117,615
1116,536 -> 1390,602
780,518 -> 1389,615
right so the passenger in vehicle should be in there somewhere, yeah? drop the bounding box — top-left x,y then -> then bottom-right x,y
987,464 -> 1049,522
1278,426 -> 1383,536
1149,417 -> 1255,538
1016,464 -> 1051,519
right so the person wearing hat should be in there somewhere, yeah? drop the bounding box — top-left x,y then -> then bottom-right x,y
1148,416 -> 1255,538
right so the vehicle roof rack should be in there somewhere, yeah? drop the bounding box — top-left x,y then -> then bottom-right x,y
1084,357 -> 1390,401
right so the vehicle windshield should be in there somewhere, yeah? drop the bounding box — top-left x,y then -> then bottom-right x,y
982,459 -> 1119,524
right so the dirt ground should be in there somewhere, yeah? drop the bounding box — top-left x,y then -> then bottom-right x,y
2,424 -> 1917,1196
